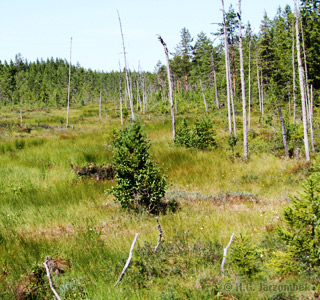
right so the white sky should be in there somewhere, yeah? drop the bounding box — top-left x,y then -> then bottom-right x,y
0,0 -> 291,72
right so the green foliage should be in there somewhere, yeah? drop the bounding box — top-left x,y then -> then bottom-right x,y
273,113 -> 304,156
277,176 -> 320,273
230,233 -> 261,278
111,121 -> 168,214
227,133 -> 239,157
175,118 -> 217,150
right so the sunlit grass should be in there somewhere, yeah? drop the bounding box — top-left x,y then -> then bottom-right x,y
0,105 -> 315,299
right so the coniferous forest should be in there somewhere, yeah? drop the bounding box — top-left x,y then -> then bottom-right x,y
2,1 -> 320,299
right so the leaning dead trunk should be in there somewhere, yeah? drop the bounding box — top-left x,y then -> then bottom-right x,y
117,11 -> 134,120
238,0 -> 248,159
157,35 -> 176,142
294,0 -> 310,162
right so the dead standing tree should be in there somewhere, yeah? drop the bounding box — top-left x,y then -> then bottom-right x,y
221,0 -> 232,134
117,11 -> 134,120
157,35 -> 176,142
294,0 -> 310,162
237,0 -> 248,159
66,37 -> 72,128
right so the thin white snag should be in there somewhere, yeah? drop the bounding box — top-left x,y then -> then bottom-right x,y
154,217 -> 163,252
221,233 -> 235,278
43,258 -> 61,300
114,233 -> 139,287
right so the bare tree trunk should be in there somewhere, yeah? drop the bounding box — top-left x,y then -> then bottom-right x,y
294,0 -> 310,162
200,80 -> 208,112
117,11 -> 134,120
221,0 -> 232,134
229,60 -> 237,136
256,51 -> 261,113
211,51 -> 219,109
300,16 -> 310,118
157,35 -> 176,142
119,63 -> 124,125
292,20 -> 297,121
261,68 -> 264,116
238,0 -> 248,159
248,40 -> 251,131
66,37 -> 72,128
278,105 -> 290,158
142,75 -> 146,115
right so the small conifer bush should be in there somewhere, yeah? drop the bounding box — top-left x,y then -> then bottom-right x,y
110,121 -> 168,214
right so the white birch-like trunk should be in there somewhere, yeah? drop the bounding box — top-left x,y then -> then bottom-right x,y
66,37 -> 72,128
294,0 -> 310,162
261,68 -> 264,116
158,35 -> 176,142
117,11 -> 134,120
119,63 -> 124,125
229,59 -> 237,136
238,0 -> 248,159
256,51 -> 261,113
248,40 -> 251,131
221,0 -> 232,133
292,20 -> 297,121
200,80 -> 208,112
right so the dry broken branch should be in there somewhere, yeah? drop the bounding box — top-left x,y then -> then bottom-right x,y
114,233 -> 139,287
154,217 -> 163,252
221,233 -> 235,278
43,257 -> 61,300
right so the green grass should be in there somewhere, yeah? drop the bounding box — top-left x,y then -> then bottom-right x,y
0,104 -> 317,299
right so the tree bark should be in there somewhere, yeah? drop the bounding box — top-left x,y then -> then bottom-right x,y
158,35 -> 176,142
221,0 -> 232,134
294,0 -> 310,162
238,0 -> 248,159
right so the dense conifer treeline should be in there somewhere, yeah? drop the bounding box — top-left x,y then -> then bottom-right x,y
0,1 -> 319,113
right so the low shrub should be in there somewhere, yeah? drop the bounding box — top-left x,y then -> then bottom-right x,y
175,117 -> 217,150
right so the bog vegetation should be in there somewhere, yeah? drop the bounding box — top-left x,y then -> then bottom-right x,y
1,0 -> 320,299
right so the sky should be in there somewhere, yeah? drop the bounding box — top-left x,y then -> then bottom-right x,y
0,0 -> 292,73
